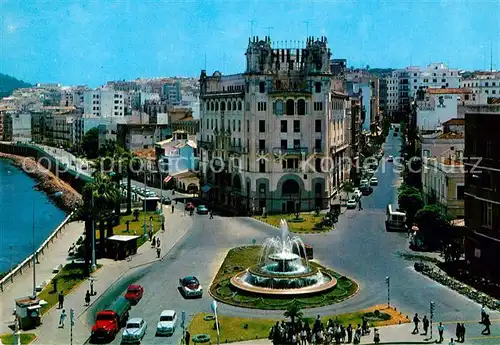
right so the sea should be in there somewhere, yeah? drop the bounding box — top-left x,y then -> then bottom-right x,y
0,159 -> 66,275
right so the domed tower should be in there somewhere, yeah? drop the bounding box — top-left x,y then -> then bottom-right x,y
304,36 -> 332,75
245,36 -> 273,74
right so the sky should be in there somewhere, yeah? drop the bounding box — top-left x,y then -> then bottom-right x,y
1,0 -> 499,87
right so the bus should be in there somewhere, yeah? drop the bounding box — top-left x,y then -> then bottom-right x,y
385,204 -> 407,232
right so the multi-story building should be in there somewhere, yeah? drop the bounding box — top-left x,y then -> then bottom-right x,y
379,78 -> 388,114
163,81 -> 182,104
144,100 -> 169,124
3,112 -> 32,142
0,104 -> 16,140
460,72 -> 500,104
116,123 -> 171,151
31,106 -> 77,146
346,71 -> 380,132
83,89 -> 126,117
130,92 -> 160,111
198,36 -> 350,213
464,111 -> 500,279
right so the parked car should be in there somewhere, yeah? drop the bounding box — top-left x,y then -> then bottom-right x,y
360,179 -> 369,186
179,276 -> 203,298
197,205 -> 209,214
122,318 -> 147,343
185,202 -> 195,211
393,132 -> 398,137
369,177 -> 378,186
359,185 -> 373,196
91,296 -> 130,342
161,197 -> 172,205
124,284 -> 144,304
81,164 -> 88,170
387,155 -> 394,162
346,199 -> 357,209
156,310 -> 177,336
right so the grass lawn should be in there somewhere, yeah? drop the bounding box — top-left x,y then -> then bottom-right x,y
0,333 -> 37,345
96,211 -> 163,247
38,263 -> 99,315
253,212 -> 330,233
188,305 -> 409,343
210,246 -> 358,310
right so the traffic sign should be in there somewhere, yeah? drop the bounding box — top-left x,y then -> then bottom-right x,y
70,308 -> 75,326
182,311 -> 186,324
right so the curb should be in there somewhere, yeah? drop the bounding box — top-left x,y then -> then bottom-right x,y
248,216 -> 335,235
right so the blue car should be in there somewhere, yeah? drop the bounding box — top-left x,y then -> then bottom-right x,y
197,205 -> 209,214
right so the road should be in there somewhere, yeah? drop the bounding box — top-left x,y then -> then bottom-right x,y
36,144 -> 94,177
86,132 -> 499,345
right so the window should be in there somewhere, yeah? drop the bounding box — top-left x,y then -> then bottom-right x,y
293,139 -> 300,149
259,159 -> 266,173
286,99 -> 295,115
232,120 -> 235,131
485,82 -> 489,87
432,79 -> 437,83
481,201 -> 492,228
423,149 -> 430,157
259,183 -> 266,193
258,102 -> 267,111
441,79 -> 446,82
281,140 -> 287,149
247,120 -> 249,132
297,99 -> 306,115
315,158 -> 322,172
456,185 -> 464,199
293,120 -> 300,133
313,102 -> 323,111
215,102 -> 219,111
246,102 -> 250,111
275,100 -> 284,115
238,101 -> 242,110
238,120 -> 241,132
259,82 -> 265,93
281,120 -> 287,132
259,120 -> 265,132
315,139 -> 322,151
315,82 -> 321,93
259,139 -> 266,151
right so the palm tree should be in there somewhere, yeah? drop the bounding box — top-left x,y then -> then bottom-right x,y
284,302 -> 303,326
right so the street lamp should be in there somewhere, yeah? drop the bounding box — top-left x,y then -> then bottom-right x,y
143,168 -> 148,239
91,194 -> 96,272
385,276 -> 390,308
430,301 -> 435,339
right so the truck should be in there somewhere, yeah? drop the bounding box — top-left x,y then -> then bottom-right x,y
91,296 -> 131,342
385,204 -> 407,232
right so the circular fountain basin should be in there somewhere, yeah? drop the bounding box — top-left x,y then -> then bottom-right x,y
230,269 -> 337,296
268,252 -> 301,261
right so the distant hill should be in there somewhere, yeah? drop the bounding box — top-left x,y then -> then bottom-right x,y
368,68 -> 395,77
0,74 -> 32,98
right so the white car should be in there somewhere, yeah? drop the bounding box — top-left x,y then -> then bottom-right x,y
122,318 -> 147,343
387,155 -> 394,162
353,189 -> 362,199
156,310 -> 177,336
346,199 -> 357,209
360,179 -> 369,186
370,177 -> 378,186
179,276 -> 203,298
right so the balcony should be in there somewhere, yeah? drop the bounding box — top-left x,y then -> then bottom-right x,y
228,145 -> 248,154
258,148 -> 269,155
273,147 -> 308,155
198,140 -> 214,150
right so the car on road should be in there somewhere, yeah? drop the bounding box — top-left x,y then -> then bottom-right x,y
156,310 -> 177,336
124,284 -> 144,304
365,169 -> 376,177
81,164 -> 88,170
185,202 -> 195,211
197,205 -> 209,214
387,155 -> 394,162
346,199 -> 357,209
179,276 -> 203,298
161,197 -> 172,205
122,318 -> 147,343
359,184 -> 373,196
393,132 -> 398,137
360,179 -> 369,186
369,177 -> 378,186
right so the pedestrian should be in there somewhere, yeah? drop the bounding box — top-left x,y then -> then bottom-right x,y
346,324 -> 353,343
156,238 -> 161,248
481,304 -> 487,323
358,199 -> 363,210
171,204 -> 174,213
412,313 -> 420,334
58,291 -> 64,309
209,211 -> 213,219
58,309 -> 67,328
152,236 -> 156,247
455,323 -> 460,341
373,328 -> 380,344
460,323 -> 465,342
148,229 -> 153,241
481,314 -> 491,335
85,290 -> 91,306
449,338 -> 455,345
185,330 -> 191,345
156,247 -> 161,258
161,222 -> 165,232
438,322 -> 445,343
423,315 -> 429,335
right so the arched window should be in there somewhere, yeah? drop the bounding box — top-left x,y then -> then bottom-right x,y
210,102 -> 214,111
282,179 -> 299,195
238,101 -> 242,110
215,102 -> 219,111
227,101 -> 232,111
206,102 -> 209,111
275,100 -> 284,115
220,101 -> 226,111
315,182 -> 322,195
233,101 -> 237,110
286,99 -> 295,115
297,99 -> 306,115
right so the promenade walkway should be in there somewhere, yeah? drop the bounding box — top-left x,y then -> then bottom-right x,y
30,203 -> 192,344
0,221 -> 84,333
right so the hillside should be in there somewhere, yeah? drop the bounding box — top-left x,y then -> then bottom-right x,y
0,73 -> 32,98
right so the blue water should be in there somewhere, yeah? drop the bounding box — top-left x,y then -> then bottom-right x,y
0,159 -> 66,274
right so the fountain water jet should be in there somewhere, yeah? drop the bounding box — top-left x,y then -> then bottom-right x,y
230,219 -> 337,296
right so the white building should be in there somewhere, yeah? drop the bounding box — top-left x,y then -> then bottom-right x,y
199,36 -> 350,213
83,89 -> 126,117
460,71 -> 500,104
3,112 -> 32,142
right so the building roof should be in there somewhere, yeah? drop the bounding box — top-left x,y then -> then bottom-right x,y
133,148 -> 156,159
437,132 -> 465,139
427,88 -> 472,95
442,118 -> 465,126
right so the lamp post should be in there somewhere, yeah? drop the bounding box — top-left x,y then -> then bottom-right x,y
159,158 -> 163,214
31,200 -> 36,299
430,301 -> 435,339
91,194 -> 96,272
143,168 -> 148,239
385,276 -> 390,308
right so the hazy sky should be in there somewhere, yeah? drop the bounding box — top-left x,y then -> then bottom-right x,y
1,0 -> 499,87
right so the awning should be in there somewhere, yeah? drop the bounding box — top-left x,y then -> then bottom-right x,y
201,184 -> 213,193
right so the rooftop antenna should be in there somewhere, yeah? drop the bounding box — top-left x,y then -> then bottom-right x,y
264,26 -> 274,38
204,52 -> 207,70
249,19 -> 256,38
303,20 -> 310,37
490,40 -> 493,72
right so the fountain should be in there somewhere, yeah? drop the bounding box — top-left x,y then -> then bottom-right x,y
230,219 -> 337,296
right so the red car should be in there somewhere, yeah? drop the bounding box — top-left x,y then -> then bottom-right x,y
124,284 -> 144,304
185,202 -> 195,211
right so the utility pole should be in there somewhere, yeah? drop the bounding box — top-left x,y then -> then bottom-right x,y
385,276 -> 390,308
303,20 -> 310,37
249,19 -> 255,37
143,166 -> 148,239
490,41 -> 493,72
32,200 -> 36,299
91,194 -> 96,272
430,301 -> 435,340
264,26 -> 274,37
70,308 -> 74,345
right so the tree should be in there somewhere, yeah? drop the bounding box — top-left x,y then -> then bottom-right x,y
398,184 -> 423,226
415,204 -> 452,251
341,180 -> 355,201
284,302 -> 303,325
81,127 -> 99,159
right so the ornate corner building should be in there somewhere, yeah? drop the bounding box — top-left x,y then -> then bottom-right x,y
198,36 -> 351,214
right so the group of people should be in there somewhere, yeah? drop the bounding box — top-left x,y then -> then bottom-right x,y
268,315 -> 377,344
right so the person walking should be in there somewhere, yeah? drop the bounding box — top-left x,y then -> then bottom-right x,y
482,314 -> 491,335
85,290 -> 91,306
455,323 -> 461,341
58,291 -> 64,309
373,328 -> 380,344
58,309 -> 67,328
346,324 -> 353,343
156,238 -> 161,248
156,247 -> 161,258
171,204 -> 174,213
423,315 -> 429,335
358,199 -> 363,211
459,323 -> 466,342
481,304 -> 486,323
438,322 -> 445,343
412,313 -> 420,334
185,330 -> 191,345
209,211 -> 213,219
